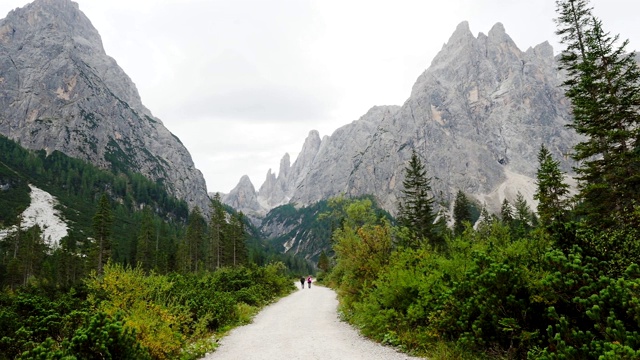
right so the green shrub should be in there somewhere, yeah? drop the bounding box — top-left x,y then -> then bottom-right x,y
532,248 -> 640,359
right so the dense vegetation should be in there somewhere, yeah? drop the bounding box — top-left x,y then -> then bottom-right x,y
0,135 -> 302,358
262,195 -> 392,266
0,263 -> 292,359
325,1 -> 640,358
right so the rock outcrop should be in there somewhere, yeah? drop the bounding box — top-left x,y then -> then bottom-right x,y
230,21 -> 580,219
0,0 -> 210,212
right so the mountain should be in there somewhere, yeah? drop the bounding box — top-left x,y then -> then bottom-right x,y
227,22 -> 580,221
0,0 -> 209,212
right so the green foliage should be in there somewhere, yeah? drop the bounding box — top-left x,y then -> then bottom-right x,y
532,248 -> 640,359
453,190 -> 473,237
317,250 -> 330,273
84,262 -> 293,359
92,193 -> 113,274
0,162 -> 30,227
62,312 -> 151,360
397,150 -> 442,249
324,3 -> 640,359
512,192 -> 537,239
564,208 -> 640,278
263,200 -> 334,264
327,198 -> 393,314
534,144 -> 570,229
500,198 -> 513,224
556,0 -> 640,228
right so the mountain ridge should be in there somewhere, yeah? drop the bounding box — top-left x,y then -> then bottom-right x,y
0,0 -> 210,212
224,21 -> 579,222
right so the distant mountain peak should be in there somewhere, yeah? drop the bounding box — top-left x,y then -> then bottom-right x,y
226,21 -> 579,222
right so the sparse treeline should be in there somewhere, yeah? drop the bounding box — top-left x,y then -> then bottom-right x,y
326,1 -> 640,358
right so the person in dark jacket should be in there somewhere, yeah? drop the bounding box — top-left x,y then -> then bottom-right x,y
300,276 -> 305,290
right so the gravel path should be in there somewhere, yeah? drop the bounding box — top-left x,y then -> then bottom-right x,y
203,283 -> 424,360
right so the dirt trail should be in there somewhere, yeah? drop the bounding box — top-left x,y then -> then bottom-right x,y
203,283 -> 424,360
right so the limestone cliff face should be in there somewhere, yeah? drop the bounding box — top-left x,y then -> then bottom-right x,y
223,175 -> 261,219
231,21 -> 580,221
0,0 -> 210,212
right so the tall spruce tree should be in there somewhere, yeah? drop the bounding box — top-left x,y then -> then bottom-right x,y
534,144 -> 570,228
397,150 -> 440,248
514,192 -> 535,234
228,212 -> 248,267
135,208 -> 154,272
556,0 -> 640,228
453,190 -> 473,236
92,193 -> 113,274
500,198 -> 514,225
208,193 -> 226,270
178,207 -> 206,273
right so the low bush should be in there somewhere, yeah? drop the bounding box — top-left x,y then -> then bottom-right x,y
1,262 -> 293,360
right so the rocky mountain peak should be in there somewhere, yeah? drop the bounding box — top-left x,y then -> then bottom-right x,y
488,22 -> 507,40
449,20 -> 473,43
0,0 -> 210,212
228,21 -> 580,222
278,153 -> 291,181
224,175 -> 261,219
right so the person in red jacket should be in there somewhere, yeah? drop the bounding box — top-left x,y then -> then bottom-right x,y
307,276 -> 312,289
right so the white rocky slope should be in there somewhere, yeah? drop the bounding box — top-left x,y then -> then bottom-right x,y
226,22 -> 581,219
0,184 -> 68,246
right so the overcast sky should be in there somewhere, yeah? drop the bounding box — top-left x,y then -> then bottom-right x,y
1,0 -> 637,193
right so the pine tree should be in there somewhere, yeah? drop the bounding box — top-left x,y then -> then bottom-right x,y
556,0 -> 640,228
228,212 -> 248,267
135,208 -> 154,272
397,150 -> 440,248
92,193 -> 113,274
513,192 -> 535,239
534,144 -> 570,228
185,207 -> 206,272
453,190 -> 472,236
500,198 -> 514,225
208,193 -> 226,270
475,205 -> 494,234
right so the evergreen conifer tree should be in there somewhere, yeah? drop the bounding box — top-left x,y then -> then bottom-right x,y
500,198 -> 513,225
92,193 -> 113,274
228,212 -> 248,267
397,150 -> 440,248
178,207 -> 206,273
534,144 -> 570,228
556,0 -> 640,228
513,192 -> 536,238
453,190 -> 472,236
208,193 -> 226,270
135,208 -> 154,272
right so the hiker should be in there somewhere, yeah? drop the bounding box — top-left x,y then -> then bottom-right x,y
307,276 -> 312,289
300,276 -> 305,290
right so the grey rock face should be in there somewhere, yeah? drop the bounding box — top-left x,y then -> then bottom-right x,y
223,175 -> 262,224
231,21 -> 580,219
0,0 -> 209,212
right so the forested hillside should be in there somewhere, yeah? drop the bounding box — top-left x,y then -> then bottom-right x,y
0,135 -> 309,359
261,196 -> 392,265
325,1 -> 640,358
